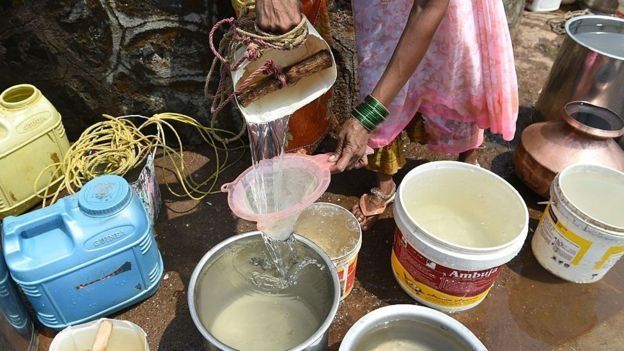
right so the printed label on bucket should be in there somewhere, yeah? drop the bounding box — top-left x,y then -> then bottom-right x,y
536,204 -> 624,275
392,229 -> 499,308
337,256 -> 358,298
539,205 -> 592,266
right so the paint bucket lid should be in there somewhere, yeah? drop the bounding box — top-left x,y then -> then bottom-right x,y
79,175 -> 133,217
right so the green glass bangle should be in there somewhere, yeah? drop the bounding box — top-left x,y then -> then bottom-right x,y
354,105 -> 383,126
352,110 -> 376,131
364,95 -> 389,117
352,108 -> 377,130
353,117 -> 375,132
351,95 -> 390,132
356,103 -> 386,123
363,100 -> 388,119
353,107 -> 382,131
354,104 -> 384,125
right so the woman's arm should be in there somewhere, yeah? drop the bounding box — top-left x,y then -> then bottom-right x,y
371,0 -> 449,106
331,0 -> 450,173
255,0 -> 302,33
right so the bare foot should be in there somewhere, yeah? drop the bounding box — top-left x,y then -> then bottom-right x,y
352,174 -> 396,231
458,148 -> 480,165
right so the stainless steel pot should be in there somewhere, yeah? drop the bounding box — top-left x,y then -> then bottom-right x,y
581,0 -> 619,13
188,232 -> 340,351
534,16 -> 624,148
0,255 -> 37,351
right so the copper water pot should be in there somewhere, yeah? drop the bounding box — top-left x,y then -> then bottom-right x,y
514,101 -> 624,198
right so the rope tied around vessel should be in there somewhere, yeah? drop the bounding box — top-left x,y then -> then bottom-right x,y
546,9 -> 592,35
205,16 -> 309,144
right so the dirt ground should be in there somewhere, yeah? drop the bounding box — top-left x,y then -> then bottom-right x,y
36,8 -> 624,351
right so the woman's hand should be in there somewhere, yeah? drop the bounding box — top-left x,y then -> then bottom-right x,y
330,118 -> 370,173
256,0 -> 302,34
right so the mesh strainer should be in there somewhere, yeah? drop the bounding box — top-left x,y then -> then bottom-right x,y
221,153 -> 332,238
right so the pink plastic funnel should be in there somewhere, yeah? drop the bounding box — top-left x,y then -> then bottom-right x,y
221,153 -> 332,239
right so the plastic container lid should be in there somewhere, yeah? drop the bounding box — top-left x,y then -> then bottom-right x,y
78,175 -> 133,217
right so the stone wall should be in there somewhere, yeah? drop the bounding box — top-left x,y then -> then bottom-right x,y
0,0 -> 234,141
1,0 -> 525,142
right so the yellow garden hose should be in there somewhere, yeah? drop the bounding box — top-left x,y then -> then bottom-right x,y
35,113 -> 245,206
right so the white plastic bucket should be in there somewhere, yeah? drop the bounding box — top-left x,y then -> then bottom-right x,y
295,202 -> 362,299
532,164 -> 624,283
526,0 -> 562,11
49,318 -> 149,351
392,161 -> 529,312
339,305 -> 487,351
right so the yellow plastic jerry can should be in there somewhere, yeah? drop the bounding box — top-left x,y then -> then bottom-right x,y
0,84 -> 70,219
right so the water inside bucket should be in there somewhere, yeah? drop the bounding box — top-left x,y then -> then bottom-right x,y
62,329 -> 145,351
352,319 -> 471,351
574,32 -> 624,59
560,166 -> 624,229
295,203 -> 360,258
51,321 -> 148,351
402,166 -> 526,248
195,237 -> 333,351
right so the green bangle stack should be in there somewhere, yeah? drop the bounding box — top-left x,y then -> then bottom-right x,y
352,95 -> 390,131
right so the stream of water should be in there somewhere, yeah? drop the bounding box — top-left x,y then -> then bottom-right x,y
246,115 -> 318,288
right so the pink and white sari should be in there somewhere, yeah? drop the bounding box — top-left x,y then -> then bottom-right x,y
353,0 -> 519,153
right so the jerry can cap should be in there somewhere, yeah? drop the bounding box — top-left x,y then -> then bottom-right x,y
78,175 -> 133,217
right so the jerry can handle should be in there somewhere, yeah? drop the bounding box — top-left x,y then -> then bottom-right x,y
0,119 -> 9,142
1,217 -> 22,258
2,212 -> 73,258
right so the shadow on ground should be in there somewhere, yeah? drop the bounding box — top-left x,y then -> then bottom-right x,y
154,146 -> 248,350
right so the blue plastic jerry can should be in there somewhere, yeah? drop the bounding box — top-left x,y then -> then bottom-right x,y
1,175 -> 164,329
0,252 -> 37,351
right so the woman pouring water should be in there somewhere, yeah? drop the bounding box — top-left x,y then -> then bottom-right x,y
256,0 -> 519,230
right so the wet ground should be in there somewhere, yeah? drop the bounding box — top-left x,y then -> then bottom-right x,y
36,8 -> 624,351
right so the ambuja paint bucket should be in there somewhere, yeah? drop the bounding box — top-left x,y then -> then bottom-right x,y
49,319 -> 149,351
339,305 -> 486,351
392,161 -> 529,312
295,202 -> 362,299
532,164 -> 624,283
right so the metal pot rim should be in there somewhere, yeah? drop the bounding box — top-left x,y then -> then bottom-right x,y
562,101 -> 624,139
565,15 -> 624,61
187,231 -> 340,351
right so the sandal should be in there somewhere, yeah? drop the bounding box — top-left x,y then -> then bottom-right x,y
352,183 -> 397,231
